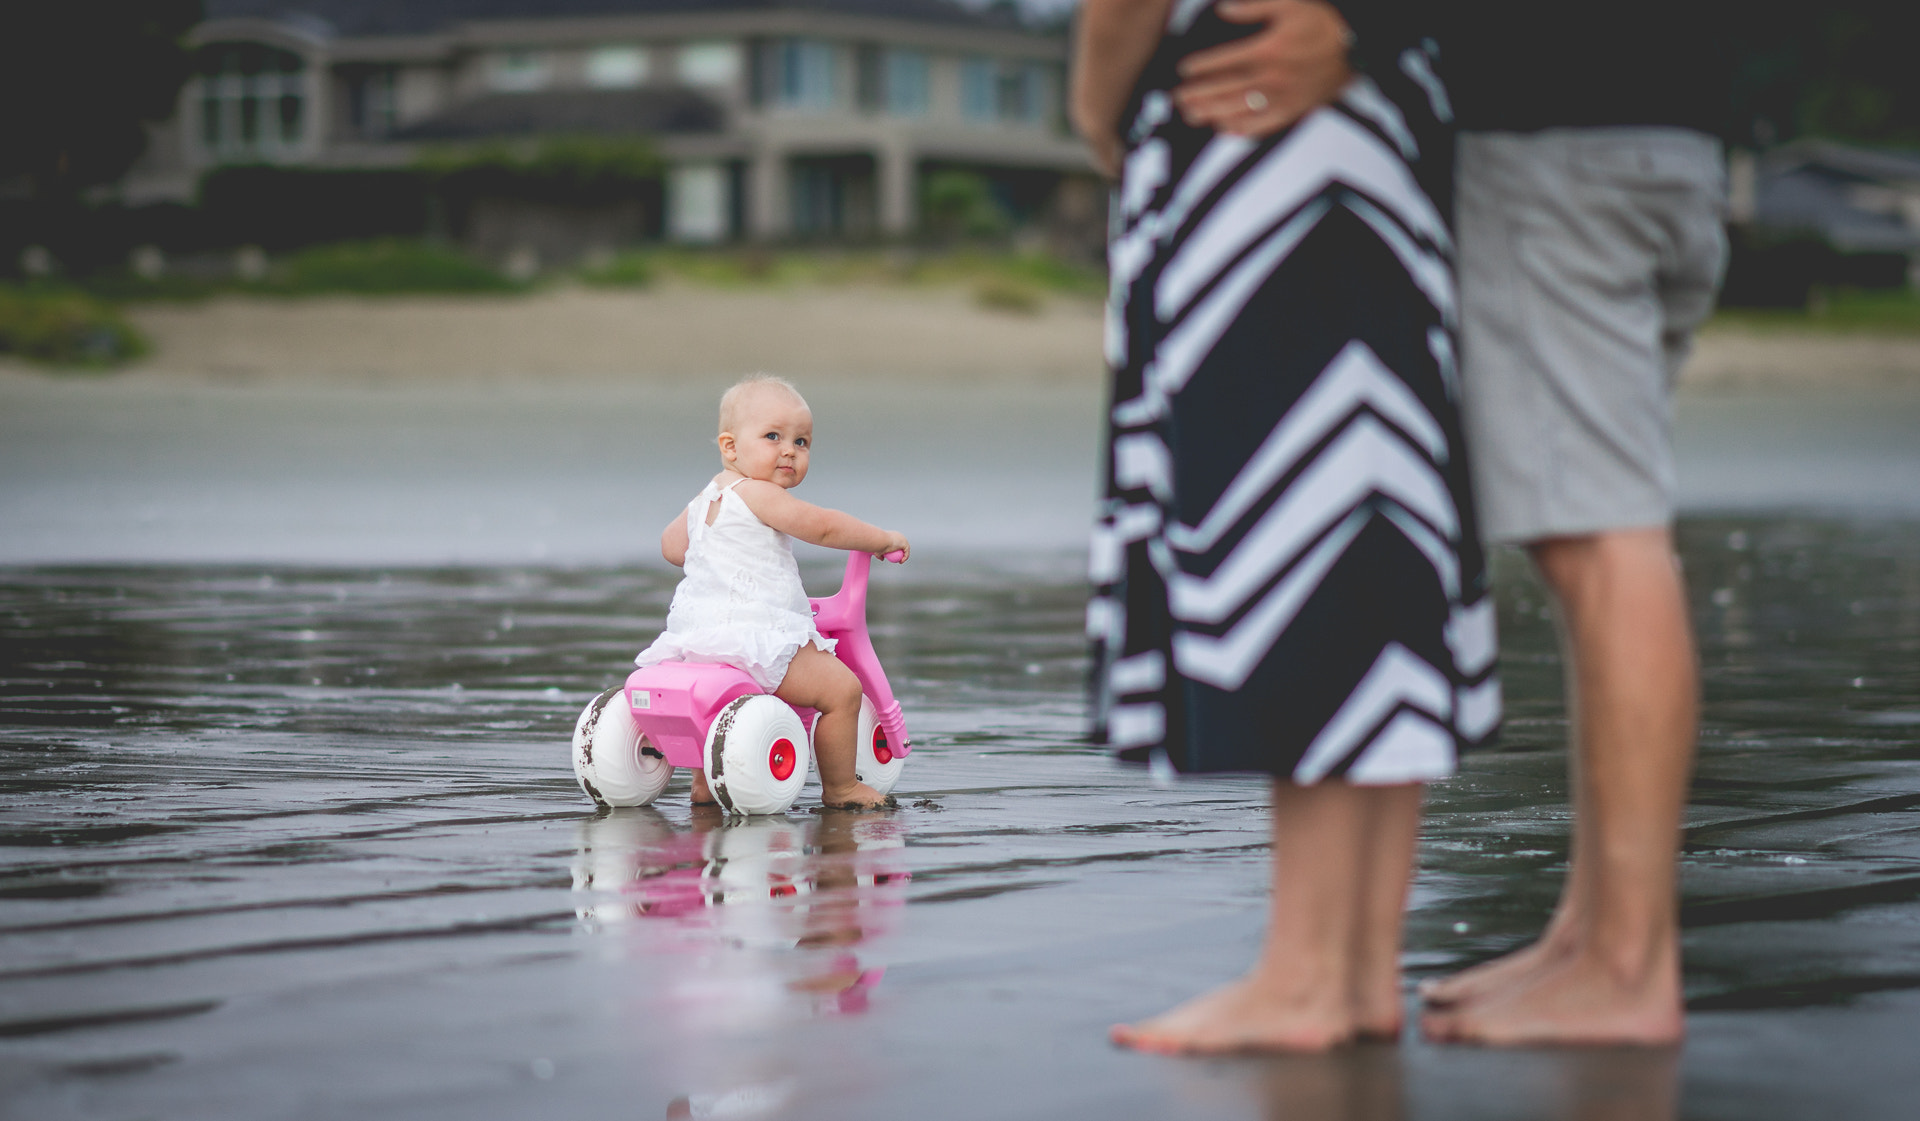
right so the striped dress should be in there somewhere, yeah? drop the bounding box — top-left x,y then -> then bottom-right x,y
1088,2 -> 1500,781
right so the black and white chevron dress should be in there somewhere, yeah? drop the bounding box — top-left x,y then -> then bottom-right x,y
1088,4 -> 1500,781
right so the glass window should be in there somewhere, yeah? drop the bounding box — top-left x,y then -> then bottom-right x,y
884,50 -> 929,116
776,39 -> 836,109
489,50 -> 550,92
679,40 -> 740,86
587,46 -> 648,88
960,57 -> 996,121
348,69 -> 397,137
195,42 -> 305,157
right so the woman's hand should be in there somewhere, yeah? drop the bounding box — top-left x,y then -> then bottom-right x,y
1172,0 -> 1353,137
1072,0 -> 1177,179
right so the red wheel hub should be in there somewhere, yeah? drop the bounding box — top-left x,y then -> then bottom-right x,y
768,737 -> 796,781
872,727 -> 892,765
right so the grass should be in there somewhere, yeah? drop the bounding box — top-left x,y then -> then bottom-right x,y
0,286 -> 148,368
1711,287 -> 1920,334
268,240 -> 525,295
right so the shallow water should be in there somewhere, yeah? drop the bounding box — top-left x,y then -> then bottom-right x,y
2,517 -> 1918,1119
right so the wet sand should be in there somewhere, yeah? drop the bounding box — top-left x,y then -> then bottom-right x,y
2,290 -> 1920,1118
2,526 -> 1919,1119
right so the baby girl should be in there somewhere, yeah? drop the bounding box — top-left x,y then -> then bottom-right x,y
636,375 -> 909,811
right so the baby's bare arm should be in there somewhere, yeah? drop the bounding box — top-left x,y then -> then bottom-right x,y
661,512 -> 689,567
733,480 -> 909,560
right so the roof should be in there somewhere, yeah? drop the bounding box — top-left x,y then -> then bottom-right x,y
389,87 -> 726,139
202,0 -> 1020,39
1753,141 -> 1920,254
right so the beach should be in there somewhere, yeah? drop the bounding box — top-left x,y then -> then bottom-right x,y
3,285 -> 1920,1120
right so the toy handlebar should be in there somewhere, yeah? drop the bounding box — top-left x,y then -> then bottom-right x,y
881,550 -> 906,564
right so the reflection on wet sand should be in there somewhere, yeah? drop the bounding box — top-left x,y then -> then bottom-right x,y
573,806 -> 908,1113
1167,1044 -> 1676,1121
575,807 -> 907,1014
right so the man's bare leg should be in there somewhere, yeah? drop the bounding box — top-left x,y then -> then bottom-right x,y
1112,780 -> 1421,1053
1422,527 -> 1694,1045
1419,606 -> 1598,1006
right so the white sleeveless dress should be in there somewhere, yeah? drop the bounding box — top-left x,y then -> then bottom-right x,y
634,478 -> 836,692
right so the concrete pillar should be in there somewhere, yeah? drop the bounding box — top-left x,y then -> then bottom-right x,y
879,140 -> 916,237
748,144 -> 786,240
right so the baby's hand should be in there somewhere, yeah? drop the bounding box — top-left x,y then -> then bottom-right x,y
877,532 -> 911,563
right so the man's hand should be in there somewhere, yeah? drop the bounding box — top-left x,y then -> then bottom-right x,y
1172,0 -> 1352,137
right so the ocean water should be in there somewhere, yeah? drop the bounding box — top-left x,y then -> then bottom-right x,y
2,516 -> 1917,1119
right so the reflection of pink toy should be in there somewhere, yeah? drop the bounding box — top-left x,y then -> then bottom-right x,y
573,551 -> 911,814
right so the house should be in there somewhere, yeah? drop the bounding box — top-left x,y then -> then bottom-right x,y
1729,139 -> 1920,292
123,0 -> 1098,246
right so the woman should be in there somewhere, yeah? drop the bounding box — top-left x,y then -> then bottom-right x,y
1072,0 -> 1498,1052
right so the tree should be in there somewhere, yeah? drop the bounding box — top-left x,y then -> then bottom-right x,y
0,1 -> 203,200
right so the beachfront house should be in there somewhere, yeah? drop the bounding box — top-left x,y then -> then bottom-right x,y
120,0 -> 1097,248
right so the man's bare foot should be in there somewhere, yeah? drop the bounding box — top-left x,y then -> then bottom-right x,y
818,781 -> 895,811
1418,933 -> 1567,1008
1110,973 -> 1355,1055
689,770 -> 718,806
1419,948 -> 1684,1047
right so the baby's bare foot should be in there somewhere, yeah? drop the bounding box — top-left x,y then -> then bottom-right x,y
689,770 -> 718,806
819,781 -> 895,811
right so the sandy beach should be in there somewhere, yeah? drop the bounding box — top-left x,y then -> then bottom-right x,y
29,285 -> 1908,390
108,285 -> 1110,384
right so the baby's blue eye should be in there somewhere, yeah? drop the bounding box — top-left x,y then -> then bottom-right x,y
794,438 -> 808,448
763,431 -> 779,441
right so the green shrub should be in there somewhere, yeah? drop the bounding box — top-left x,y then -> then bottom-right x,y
270,240 -> 521,295
418,136 -> 665,205
0,287 -> 148,367
578,250 -> 656,288
923,171 -> 1012,240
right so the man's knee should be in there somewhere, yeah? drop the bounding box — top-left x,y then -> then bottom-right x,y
1529,527 -> 1674,592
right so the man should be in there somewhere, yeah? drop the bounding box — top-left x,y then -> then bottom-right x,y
1170,0 -> 1728,1044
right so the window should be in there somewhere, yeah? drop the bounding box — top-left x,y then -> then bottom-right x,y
347,68 -> 397,137
197,42 -> 305,157
679,40 -> 741,86
884,50 -> 929,116
997,63 -> 1049,124
960,57 -> 996,121
962,58 -> 1050,125
488,50 -> 550,92
776,39 -> 837,109
587,46 -> 648,88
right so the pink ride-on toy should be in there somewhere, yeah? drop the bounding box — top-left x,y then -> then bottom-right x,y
572,550 -> 911,815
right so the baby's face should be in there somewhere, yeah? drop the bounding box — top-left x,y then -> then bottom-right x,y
722,388 -> 813,489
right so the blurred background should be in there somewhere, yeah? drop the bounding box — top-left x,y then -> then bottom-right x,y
3,6 -> 1920,1120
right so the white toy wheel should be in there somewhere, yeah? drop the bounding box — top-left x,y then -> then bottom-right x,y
705,694 -> 810,815
572,687 -> 672,807
853,694 -> 907,797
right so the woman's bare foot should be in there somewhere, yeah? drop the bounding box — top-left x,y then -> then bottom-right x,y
1110,972 -> 1355,1055
689,770 -> 719,806
1419,946 -> 1684,1046
819,780 -> 894,810
1351,982 -> 1406,1042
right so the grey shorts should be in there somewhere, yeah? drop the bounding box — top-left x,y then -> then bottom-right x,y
1456,128 -> 1729,543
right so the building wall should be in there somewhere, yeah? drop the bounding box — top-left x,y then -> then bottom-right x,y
123,11 -> 1091,248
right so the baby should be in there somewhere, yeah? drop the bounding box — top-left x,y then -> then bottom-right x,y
637,375 -> 910,811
